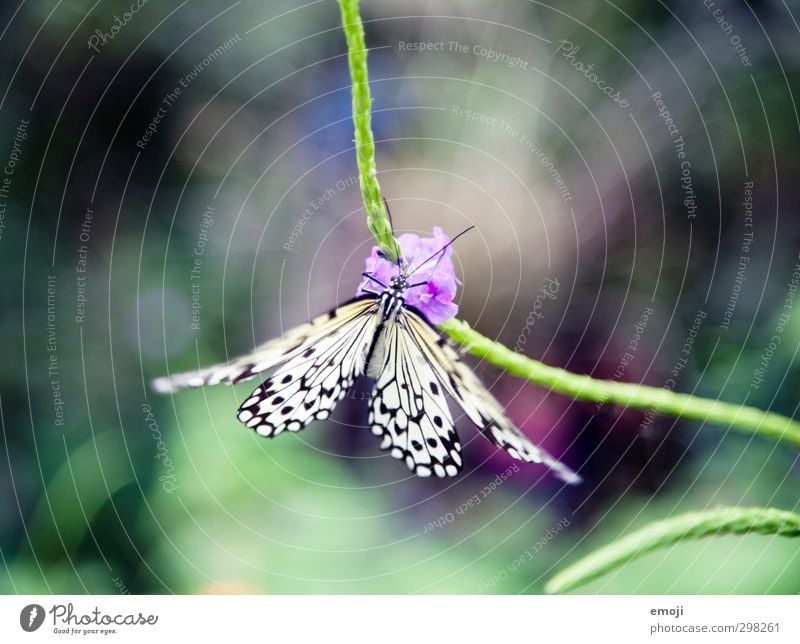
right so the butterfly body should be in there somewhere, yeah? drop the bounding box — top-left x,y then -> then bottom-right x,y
363,275 -> 410,375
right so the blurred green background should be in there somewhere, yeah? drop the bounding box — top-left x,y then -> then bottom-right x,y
2,0 -> 799,594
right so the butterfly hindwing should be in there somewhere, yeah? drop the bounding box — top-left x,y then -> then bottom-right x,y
238,304 -> 380,437
151,296 -> 377,393
368,322 -> 462,478
403,309 -> 581,484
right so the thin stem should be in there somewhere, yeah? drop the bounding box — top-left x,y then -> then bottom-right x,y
545,507 -> 800,593
337,0 -> 401,262
440,318 -> 800,448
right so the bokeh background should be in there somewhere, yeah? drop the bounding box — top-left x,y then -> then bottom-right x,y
2,0 -> 799,594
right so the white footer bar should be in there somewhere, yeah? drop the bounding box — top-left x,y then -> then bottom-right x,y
1,595 -> 796,642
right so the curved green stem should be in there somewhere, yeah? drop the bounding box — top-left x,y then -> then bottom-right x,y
545,507 -> 800,593
441,318 -> 800,448
337,1 -> 800,451
338,0 -> 401,262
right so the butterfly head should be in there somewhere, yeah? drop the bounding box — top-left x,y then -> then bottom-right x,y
359,225 -> 475,324
389,273 -> 409,293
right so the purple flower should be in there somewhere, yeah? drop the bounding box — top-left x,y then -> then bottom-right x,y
358,227 -> 460,324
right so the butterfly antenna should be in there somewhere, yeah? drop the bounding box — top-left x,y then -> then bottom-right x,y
406,225 -> 475,280
383,196 -> 396,237
381,197 -> 408,276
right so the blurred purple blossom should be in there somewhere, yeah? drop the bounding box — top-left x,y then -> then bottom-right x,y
358,227 -> 460,324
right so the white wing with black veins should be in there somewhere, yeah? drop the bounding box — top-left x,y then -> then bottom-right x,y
237,302 -> 380,437
151,297 -> 377,393
368,321 -> 462,478
403,309 -> 581,484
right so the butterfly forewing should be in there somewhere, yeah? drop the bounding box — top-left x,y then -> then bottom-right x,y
368,322 -> 462,478
403,308 -> 581,484
151,296 -> 377,393
238,302 -> 381,437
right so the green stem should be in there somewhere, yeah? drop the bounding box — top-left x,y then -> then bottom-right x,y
440,318 -> 800,448
337,2 -> 800,451
545,507 -> 800,593
338,0 -> 401,262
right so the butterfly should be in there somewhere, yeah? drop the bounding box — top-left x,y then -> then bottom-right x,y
152,230 -> 580,484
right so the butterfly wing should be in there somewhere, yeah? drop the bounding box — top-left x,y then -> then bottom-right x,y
237,301 -> 381,437
368,321 -> 462,478
403,308 -> 581,484
151,296 -> 377,393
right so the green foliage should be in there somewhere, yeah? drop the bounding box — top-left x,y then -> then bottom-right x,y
545,507 -> 800,593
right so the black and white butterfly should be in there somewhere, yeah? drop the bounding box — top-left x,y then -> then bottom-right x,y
152,238 -> 580,484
